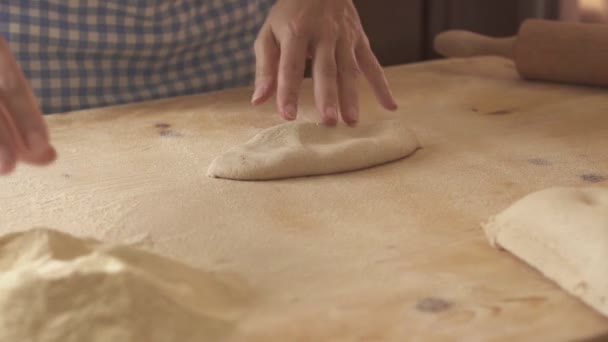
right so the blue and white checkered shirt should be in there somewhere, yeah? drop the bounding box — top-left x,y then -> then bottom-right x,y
1,0 -> 274,114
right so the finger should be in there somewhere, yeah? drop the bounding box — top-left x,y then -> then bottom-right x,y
0,105 -> 17,174
20,127 -> 56,166
312,41 -> 339,126
336,40 -> 360,126
355,40 -> 398,111
0,37 -> 52,157
276,35 -> 308,120
252,26 -> 279,105
27,144 -> 57,166
0,100 -> 54,167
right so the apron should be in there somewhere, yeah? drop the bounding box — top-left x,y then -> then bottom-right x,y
0,0 -> 274,114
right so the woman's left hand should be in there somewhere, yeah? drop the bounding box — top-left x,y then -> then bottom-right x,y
252,0 -> 398,126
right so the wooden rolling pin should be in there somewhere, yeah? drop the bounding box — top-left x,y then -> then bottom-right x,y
434,19 -> 608,87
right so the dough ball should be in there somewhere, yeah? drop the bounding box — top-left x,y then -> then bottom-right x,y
0,228 -> 252,342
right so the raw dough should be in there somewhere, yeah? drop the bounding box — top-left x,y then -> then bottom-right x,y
207,120 -> 420,181
0,228 -> 252,342
482,186 -> 608,317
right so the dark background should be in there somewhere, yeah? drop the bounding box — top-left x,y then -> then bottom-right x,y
354,0 -> 561,65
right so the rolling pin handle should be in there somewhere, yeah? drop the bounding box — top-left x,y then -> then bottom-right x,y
434,30 -> 517,60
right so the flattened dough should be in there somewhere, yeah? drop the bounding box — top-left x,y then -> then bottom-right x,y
482,186 -> 608,317
207,120 -> 420,180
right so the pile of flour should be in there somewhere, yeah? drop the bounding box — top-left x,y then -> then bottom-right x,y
0,228 -> 251,342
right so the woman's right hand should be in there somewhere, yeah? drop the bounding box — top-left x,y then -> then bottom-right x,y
0,37 -> 56,175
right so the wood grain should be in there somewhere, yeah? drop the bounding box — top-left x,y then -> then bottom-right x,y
1,56 -> 607,341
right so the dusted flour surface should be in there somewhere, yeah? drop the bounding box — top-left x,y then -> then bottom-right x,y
207,120 -> 420,181
483,186 -> 608,317
0,228 -> 252,342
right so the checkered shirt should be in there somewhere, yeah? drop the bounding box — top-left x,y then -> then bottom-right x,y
1,0 -> 275,114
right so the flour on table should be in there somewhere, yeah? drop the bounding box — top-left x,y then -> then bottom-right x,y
482,186 -> 608,317
207,120 -> 420,181
0,228 -> 253,342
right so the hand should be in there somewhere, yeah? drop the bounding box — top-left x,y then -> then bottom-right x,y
0,37 -> 56,175
252,0 -> 398,126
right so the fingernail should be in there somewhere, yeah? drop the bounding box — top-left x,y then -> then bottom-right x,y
324,106 -> 338,126
251,90 -> 260,104
38,145 -> 58,165
388,99 -> 398,110
26,132 -> 48,152
346,106 -> 359,126
0,147 -> 14,174
251,83 -> 267,104
284,104 -> 297,120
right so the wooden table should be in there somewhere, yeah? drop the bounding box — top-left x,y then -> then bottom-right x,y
1,56 -> 607,341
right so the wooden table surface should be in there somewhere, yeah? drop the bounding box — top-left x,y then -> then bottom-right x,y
1,56 -> 607,341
